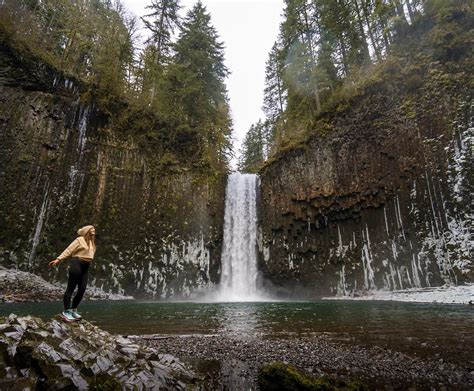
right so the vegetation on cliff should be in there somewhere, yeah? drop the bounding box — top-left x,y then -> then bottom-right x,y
0,0 -> 232,172
238,0 -> 473,172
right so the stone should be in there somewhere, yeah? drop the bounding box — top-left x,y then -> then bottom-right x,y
0,315 -> 199,389
119,346 -> 139,356
258,362 -> 366,391
4,377 -> 37,391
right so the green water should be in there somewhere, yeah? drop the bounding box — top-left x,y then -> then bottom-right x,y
1,300 -> 473,364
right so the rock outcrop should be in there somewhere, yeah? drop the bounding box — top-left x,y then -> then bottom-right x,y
0,266 -> 133,303
258,17 -> 473,297
0,31 -> 226,298
0,314 -> 198,389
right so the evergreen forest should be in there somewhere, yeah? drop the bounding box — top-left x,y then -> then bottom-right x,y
0,0 -> 232,172
0,0 -> 473,388
238,0 -> 472,172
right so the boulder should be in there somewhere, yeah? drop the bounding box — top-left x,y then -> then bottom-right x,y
258,362 -> 366,391
0,314 -> 199,390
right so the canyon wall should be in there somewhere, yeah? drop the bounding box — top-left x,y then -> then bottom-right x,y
259,37 -> 472,297
0,36 -> 226,298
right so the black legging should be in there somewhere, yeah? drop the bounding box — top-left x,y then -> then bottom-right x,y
63,258 -> 90,310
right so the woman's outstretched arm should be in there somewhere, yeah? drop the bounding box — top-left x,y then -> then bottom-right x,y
49,238 -> 80,267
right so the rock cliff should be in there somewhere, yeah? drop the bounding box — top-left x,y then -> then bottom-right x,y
0,32 -> 227,298
258,17 -> 473,297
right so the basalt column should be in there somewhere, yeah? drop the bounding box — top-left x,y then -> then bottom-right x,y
259,87 -> 472,297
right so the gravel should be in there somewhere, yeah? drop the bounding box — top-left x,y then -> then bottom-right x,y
136,333 -> 474,390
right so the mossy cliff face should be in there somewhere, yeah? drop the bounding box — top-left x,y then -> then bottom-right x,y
0,38 -> 226,298
259,57 -> 473,297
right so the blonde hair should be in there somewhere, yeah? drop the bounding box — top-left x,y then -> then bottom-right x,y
84,228 -> 96,250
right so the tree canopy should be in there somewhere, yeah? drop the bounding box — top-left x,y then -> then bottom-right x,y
239,0 -> 471,172
0,0 -> 233,171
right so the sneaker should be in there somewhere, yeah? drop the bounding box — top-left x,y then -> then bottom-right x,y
61,310 -> 76,322
70,309 -> 82,320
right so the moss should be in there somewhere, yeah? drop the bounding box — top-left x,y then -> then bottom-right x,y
258,362 -> 367,391
18,153 -> 34,163
160,152 -> 180,167
88,374 -> 122,390
400,98 -> 417,119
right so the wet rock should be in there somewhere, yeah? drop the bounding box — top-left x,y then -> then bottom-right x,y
119,346 -> 139,356
140,333 -> 474,390
4,376 -> 38,390
0,314 -> 199,389
0,35 -> 227,300
258,362 -> 366,391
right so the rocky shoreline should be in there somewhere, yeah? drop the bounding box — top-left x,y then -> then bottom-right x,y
1,312 -> 473,390
1,265 -> 472,389
324,284 -> 474,305
0,314 -> 199,390
0,266 -> 133,303
136,334 -> 474,390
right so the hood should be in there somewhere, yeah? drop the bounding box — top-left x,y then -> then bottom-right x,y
77,225 -> 94,236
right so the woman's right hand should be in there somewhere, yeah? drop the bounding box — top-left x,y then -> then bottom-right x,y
49,259 -> 60,267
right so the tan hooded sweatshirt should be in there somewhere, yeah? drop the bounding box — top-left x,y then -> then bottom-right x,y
57,225 -> 96,262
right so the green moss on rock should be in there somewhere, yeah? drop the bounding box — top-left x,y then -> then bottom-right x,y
258,362 -> 366,391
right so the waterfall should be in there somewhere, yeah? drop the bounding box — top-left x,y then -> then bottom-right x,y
217,172 -> 264,301
68,105 -> 90,197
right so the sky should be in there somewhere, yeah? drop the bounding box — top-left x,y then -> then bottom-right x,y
122,0 -> 285,166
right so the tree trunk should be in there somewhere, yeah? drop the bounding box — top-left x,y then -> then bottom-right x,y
392,0 -> 409,36
61,30 -> 77,67
300,3 -> 321,113
378,14 -> 391,53
351,0 -> 372,64
339,31 -> 350,76
276,73 -> 284,115
394,0 -> 408,23
361,0 -> 382,61
150,5 -> 167,105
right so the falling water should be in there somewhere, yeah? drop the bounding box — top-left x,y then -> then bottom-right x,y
217,172 -> 263,301
67,105 -> 90,196
27,183 -> 50,266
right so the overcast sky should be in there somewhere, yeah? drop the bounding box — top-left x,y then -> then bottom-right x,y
122,0 -> 284,166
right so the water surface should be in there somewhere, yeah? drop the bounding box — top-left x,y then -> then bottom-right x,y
1,300 -> 472,365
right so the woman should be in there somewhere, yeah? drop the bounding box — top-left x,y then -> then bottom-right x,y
49,225 -> 96,322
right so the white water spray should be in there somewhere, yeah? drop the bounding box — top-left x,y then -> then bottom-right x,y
217,172 -> 265,301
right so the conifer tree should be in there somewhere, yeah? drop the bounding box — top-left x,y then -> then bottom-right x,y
263,41 -> 286,126
141,0 -> 181,104
359,0 -> 383,61
90,1 -> 137,97
238,121 -> 265,173
159,1 -> 232,167
279,0 -> 319,122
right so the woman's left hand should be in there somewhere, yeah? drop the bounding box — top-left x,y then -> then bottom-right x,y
48,259 -> 60,267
